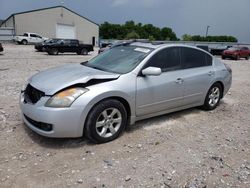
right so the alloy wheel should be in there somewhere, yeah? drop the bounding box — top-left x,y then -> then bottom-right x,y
208,87 -> 220,107
95,108 -> 122,138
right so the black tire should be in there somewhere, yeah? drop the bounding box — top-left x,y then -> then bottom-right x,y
202,83 -> 222,111
22,40 -> 28,45
81,48 -> 88,55
84,99 -> 127,143
235,55 -> 239,60
42,47 -> 46,52
222,56 -> 225,60
245,55 -> 249,60
49,48 -> 58,55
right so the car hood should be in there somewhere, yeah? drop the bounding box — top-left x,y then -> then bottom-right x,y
29,64 -> 120,95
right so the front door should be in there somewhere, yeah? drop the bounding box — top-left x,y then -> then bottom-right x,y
136,47 -> 184,116
136,71 -> 184,116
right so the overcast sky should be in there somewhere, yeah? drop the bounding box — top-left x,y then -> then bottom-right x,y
0,0 -> 249,42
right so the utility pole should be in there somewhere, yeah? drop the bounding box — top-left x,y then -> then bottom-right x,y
206,25 -> 210,37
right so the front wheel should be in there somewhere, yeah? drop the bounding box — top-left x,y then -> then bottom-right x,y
84,99 -> 127,143
21,40 -> 28,45
48,48 -> 58,55
202,83 -> 222,111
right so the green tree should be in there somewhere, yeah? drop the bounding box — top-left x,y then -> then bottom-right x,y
161,27 -> 177,41
182,34 -> 192,41
125,31 -> 140,39
99,21 -> 178,41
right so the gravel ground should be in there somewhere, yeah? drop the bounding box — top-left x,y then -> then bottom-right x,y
0,43 -> 249,188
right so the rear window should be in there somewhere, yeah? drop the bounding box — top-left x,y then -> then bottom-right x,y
181,47 -> 212,68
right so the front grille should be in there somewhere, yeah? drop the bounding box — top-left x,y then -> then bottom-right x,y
24,114 -> 53,132
24,84 -> 45,104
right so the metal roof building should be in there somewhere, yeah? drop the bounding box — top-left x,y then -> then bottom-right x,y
0,6 -> 99,46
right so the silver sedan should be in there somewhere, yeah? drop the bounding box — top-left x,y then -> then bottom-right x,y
20,42 -> 232,143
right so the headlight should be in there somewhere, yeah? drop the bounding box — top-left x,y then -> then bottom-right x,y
45,88 -> 88,108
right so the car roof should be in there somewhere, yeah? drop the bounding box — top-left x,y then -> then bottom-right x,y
129,42 -> 212,55
25,32 -> 40,35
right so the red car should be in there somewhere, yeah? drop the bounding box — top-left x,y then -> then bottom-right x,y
222,46 -> 250,60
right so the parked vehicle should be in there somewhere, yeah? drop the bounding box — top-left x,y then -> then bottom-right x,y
210,46 -> 232,56
35,38 -> 61,52
20,42 -> 232,143
45,39 -> 93,55
196,45 -> 210,52
0,43 -> 3,52
98,43 -> 112,54
13,32 -> 47,45
222,46 -> 250,60
98,41 -> 130,54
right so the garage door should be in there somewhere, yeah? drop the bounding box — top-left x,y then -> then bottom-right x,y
56,24 -> 76,39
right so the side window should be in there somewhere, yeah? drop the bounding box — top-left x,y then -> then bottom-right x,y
63,40 -> 70,45
23,33 -> 28,37
181,47 -> 208,69
70,40 -> 78,46
205,54 -> 213,66
145,47 -> 181,72
30,34 -> 37,38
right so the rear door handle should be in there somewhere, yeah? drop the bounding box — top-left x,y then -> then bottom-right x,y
208,71 -> 215,76
175,78 -> 184,84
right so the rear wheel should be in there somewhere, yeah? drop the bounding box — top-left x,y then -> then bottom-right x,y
222,56 -> 225,59
235,55 -> 239,60
84,99 -> 127,143
81,48 -> 88,55
202,83 -> 222,111
245,55 -> 249,60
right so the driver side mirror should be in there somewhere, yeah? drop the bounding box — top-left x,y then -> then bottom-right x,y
142,67 -> 162,76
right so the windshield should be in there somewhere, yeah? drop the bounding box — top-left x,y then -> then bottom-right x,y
84,45 -> 152,74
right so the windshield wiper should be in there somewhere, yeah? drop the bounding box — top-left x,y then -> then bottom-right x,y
81,62 -> 106,71
89,65 -> 106,71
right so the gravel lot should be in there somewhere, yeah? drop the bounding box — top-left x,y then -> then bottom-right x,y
0,43 -> 249,188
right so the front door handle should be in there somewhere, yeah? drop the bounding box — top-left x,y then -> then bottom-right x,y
175,78 -> 184,84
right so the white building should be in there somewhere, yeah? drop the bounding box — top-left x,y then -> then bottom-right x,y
0,6 -> 99,46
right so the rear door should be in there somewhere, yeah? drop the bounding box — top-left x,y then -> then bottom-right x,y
136,47 -> 185,116
180,47 -> 214,106
61,40 -> 71,52
68,40 -> 79,52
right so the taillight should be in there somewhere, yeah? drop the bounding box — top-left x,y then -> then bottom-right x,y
224,63 -> 232,74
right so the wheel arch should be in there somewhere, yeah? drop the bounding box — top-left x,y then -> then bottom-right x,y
80,95 -> 133,137
209,81 -> 224,99
214,81 -> 224,98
